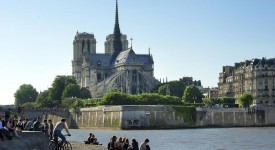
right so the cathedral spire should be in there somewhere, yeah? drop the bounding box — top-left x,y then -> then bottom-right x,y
111,0 -> 123,63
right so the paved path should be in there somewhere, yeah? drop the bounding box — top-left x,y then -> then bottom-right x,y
70,141 -> 107,150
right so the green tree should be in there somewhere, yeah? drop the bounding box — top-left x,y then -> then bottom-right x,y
14,84 -> 38,106
182,84 -> 203,103
73,99 -> 85,108
237,93 -> 253,108
100,92 -> 134,105
61,83 -> 81,100
79,87 -> 92,99
21,102 -> 37,108
98,92 -> 183,105
202,98 -> 213,106
157,81 -> 185,98
36,90 -> 55,107
168,81 -> 185,98
137,93 -> 164,105
50,75 -> 76,105
158,84 -> 169,95
61,97 -> 77,108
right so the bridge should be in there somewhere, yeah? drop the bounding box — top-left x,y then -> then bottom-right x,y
19,107 -> 71,119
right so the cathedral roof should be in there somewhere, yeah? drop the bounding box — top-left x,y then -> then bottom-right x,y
88,48 -> 153,68
114,49 -> 138,65
113,48 -> 152,66
89,54 -> 111,67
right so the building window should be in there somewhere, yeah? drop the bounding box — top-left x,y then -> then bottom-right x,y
97,73 -> 102,81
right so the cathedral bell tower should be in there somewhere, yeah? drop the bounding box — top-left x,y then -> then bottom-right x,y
72,32 -> 96,85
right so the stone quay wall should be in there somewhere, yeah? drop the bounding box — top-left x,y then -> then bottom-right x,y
3,105 -> 275,129
196,108 -> 266,127
73,105 -> 184,129
74,106 -> 275,129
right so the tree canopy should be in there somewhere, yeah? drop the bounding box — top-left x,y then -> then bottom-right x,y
182,84 -> 203,103
13,76 -> 188,108
79,87 -> 92,99
156,81 -> 185,98
14,75 -> 92,107
50,75 -> 76,105
237,93 -> 253,108
98,92 -> 183,105
61,83 -> 81,100
14,84 -> 38,106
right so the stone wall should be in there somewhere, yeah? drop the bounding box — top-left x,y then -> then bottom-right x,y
74,106 -> 275,129
0,131 -> 49,150
74,105 -> 185,129
196,108 -> 266,127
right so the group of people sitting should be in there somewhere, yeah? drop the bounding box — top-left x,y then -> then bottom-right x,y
0,117 -> 71,149
107,136 -> 150,150
0,117 -> 22,140
0,117 -> 56,140
84,132 -> 99,145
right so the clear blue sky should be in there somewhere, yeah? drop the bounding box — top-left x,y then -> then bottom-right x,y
1,0 -> 274,105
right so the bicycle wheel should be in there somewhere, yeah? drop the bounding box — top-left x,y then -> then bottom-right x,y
48,141 -> 58,150
62,141 -> 72,150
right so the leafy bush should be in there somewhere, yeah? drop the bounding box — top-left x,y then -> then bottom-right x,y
98,92 -> 184,105
21,102 -> 37,108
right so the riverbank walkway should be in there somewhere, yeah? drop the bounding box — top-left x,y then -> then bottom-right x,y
0,131 -> 107,150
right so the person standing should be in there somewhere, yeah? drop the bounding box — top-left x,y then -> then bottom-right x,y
140,139 -> 150,150
33,118 -> 41,131
48,119 -> 54,140
53,118 -> 71,148
42,119 -> 49,136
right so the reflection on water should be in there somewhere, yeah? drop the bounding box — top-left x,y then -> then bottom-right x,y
66,127 -> 275,150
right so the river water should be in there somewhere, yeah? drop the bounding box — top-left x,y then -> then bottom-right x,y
66,127 -> 275,150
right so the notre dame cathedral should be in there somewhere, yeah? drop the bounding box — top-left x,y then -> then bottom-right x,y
72,0 -> 160,98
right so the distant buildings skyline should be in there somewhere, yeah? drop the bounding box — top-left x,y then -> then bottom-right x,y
218,57 -> 275,104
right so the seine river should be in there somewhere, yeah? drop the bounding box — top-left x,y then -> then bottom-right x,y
66,127 -> 275,150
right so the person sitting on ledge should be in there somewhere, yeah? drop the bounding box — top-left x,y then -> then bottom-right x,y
85,133 -> 98,144
0,117 -> 12,140
140,139 -> 150,150
6,118 -> 21,139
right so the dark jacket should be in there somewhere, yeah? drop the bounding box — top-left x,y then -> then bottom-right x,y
132,141 -> 139,150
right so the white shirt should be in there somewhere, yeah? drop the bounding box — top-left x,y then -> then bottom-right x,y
53,121 -> 66,132
140,142 -> 147,150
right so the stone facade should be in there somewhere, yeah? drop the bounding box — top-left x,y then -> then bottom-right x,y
218,57 -> 275,104
72,1 -> 159,97
201,87 -> 219,99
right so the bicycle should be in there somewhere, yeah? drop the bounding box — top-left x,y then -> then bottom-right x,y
48,134 -> 72,150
